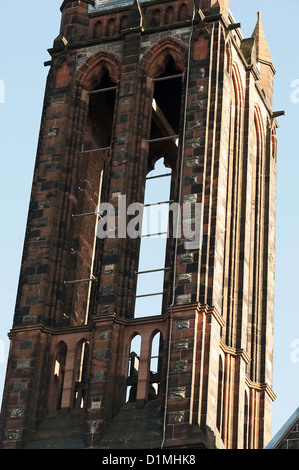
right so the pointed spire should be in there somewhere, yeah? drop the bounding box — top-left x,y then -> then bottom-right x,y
252,11 -> 275,105
252,11 -> 274,67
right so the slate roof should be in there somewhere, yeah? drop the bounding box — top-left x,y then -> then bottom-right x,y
265,407 -> 299,449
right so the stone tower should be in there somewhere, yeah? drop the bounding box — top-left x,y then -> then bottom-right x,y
0,0 -> 281,449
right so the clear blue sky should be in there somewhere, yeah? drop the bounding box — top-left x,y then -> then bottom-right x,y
0,0 -> 298,441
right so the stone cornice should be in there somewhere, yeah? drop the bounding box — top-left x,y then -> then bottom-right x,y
220,339 -> 251,364
245,376 -> 277,402
7,311 -> 170,339
169,302 -> 225,328
219,340 -> 276,401
8,303 -> 225,339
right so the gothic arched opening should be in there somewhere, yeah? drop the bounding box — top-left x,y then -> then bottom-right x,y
126,335 -> 141,403
148,331 -> 163,400
52,342 -> 67,411
65,65 -> 118,325
73,340 -> 90,409
134,56 -> 183,319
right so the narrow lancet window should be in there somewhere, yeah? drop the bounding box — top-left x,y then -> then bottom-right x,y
73,340 -> 90,409
126,335 -> 141,402
149,332 -> 163,400
134,57 -> 183,319
67,68 -> 117,325
134,159 -> 172,318
51,342 -> 67,411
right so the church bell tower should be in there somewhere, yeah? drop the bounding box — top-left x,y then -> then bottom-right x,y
0,0 -> 280,449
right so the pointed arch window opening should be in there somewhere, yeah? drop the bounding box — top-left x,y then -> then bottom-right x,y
134,159 -> 172,318
73,340 -> 90,409
52,342 -> 67,411
83,68 -> 117,153
134,58 -> 183,319
85,69 -> 117,321
149,58 -> 183,143
65,68 -> 117,323
148,332 -> 163,400
126,335 -> 141,403
125,332 -> 163,404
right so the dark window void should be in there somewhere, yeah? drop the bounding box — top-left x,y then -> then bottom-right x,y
86,69 -> 116,149
150,58 -> 183,142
